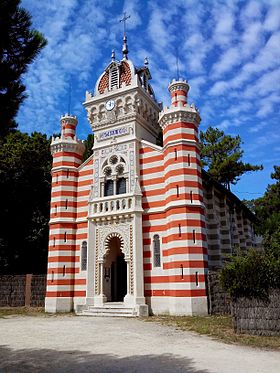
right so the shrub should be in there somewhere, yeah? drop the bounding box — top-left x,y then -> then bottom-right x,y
220,249 -> 279,300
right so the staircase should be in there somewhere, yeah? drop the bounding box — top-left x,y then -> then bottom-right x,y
76,302 -> 137,317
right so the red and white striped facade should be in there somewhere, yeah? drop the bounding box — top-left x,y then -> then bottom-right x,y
46,56 -> 256,315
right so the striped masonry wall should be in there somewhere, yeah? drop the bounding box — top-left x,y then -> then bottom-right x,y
46,115 -> 86,302
203,183 -> 255,269
168,79 -> 189,107
139,128 -> 208,305
61,115 -> 78,139
73,156 -> 94,297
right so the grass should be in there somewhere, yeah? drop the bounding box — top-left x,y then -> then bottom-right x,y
0,307 -> 75,318
0,307 -> 45,318
147,315 -> 280,350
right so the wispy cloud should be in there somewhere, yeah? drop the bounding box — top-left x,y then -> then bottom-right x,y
17,0 -> 280,197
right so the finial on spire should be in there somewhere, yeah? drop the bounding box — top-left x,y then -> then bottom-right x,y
111,49 -> 115,62
120,12 -> 130,59
144,57 -> 149,66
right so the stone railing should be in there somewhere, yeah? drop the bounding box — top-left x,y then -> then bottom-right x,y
89,193 -> 142,219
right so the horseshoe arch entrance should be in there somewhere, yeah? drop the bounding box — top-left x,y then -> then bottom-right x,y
103,233 -> 127,302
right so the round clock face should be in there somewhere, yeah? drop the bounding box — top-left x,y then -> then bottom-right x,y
105,99 -> 115,111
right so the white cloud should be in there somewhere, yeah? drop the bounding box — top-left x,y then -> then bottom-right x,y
241,1 -> 263,23
209,81 -> 229,95
248,122 -> 268,133
243,68 -> 280,99
263,5 -> 280,31
18,0 -> 110,133
212,4 -> 236,48
211,47 -> 240,77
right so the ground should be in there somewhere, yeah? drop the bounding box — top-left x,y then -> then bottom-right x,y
0,315 -> 279,373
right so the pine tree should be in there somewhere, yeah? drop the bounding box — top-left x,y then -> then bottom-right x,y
0,131 -> 52,274
255,165 -> 280,255
0,0 -> 47,136
199,127 -> 263,190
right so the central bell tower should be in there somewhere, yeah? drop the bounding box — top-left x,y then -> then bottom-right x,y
83,34 -> 161,314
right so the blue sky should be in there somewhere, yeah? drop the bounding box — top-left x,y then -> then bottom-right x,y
18,0 -> 280,200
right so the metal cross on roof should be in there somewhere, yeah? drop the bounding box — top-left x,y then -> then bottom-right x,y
120,12 -> 130,37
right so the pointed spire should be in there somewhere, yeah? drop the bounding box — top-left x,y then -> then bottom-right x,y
111,49 -> 115,62
122,35 -> 128,59
120,12 -> 130,59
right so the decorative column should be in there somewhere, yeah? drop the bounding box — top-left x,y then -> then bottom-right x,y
124,259 -> 134,306
95,260 -> 107,306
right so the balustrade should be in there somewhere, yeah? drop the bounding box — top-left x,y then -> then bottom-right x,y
90,195 -> 134,216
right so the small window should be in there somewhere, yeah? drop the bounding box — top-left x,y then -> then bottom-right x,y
175,148 -> 178,160
104,180 -> 114,196
110,66 -> 119,90
179,224 -> 182,237
176,185 -> 179,197
117,177 -> 126,195
153,235 -> 161,267
190,191 -> 193,203
64,232 -> 67,242
188,154 -> 191,166
81,241 -> 87,271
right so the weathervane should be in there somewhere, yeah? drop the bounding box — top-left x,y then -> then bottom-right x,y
120,12 -> 130,59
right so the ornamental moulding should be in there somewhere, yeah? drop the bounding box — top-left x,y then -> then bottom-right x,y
98,223 -> 131,260
159,111 -> 200,129
50,142 -> 84,155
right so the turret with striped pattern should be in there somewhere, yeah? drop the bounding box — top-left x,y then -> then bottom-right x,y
45,114 -> 85,313
158,79 -> 208,314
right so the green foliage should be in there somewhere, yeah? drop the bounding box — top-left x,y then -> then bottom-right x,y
0,131 -> 52,274
220,249 -> 280,299
0,0 -> 47,136
199,127 -> 263,189
221,165 -> 280,299
255,165 -> 280,238
82,134 -> 94,162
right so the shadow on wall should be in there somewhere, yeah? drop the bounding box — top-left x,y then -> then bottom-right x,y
0,346 -> 210,373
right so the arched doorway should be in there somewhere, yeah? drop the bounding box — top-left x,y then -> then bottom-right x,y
103,236 -> 127,302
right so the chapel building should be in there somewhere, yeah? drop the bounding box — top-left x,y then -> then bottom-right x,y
45,40 -> 256,316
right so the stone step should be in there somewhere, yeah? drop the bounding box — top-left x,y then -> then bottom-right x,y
80,312 -> 136,317
77,302 -> 136,317
87,308 -> 134,313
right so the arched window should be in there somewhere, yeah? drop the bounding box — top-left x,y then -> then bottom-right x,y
81,241 -> 87,271
104,179 -> 114,196
153,234 -> 161,267
117,177 -> 126,195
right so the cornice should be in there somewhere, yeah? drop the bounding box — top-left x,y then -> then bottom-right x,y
50,137 -> 85,155
159,105 -> 201,129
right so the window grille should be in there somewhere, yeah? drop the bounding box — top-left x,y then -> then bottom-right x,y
117,177 -> 126,195
153,234 -> 161,267
81,241 -> 87,271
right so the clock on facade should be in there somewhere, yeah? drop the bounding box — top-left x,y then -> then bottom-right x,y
105,99 -> 115,111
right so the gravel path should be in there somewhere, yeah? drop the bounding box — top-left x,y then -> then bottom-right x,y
0,315 -> 279,373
